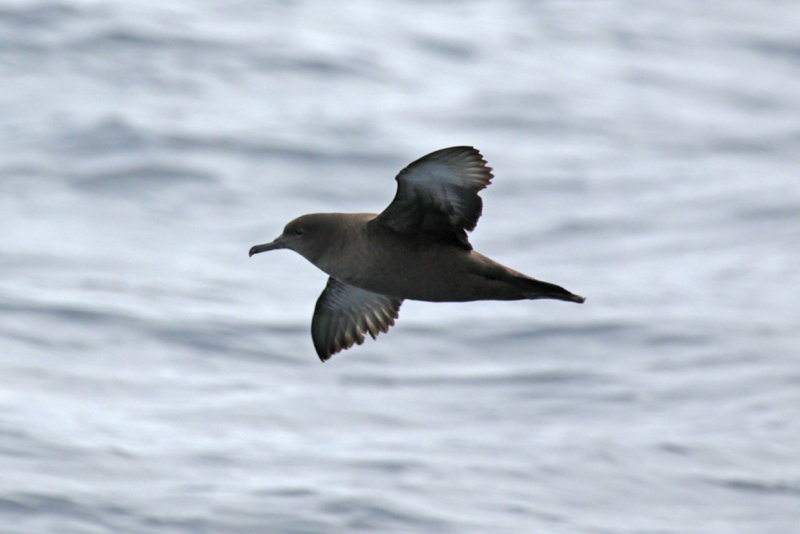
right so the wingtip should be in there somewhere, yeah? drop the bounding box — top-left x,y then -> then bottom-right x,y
314,338 -> 334,362
316,344 -> 335,362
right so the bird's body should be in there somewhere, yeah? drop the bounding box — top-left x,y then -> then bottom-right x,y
289,212 -> 576,303
250,147 -> 584,360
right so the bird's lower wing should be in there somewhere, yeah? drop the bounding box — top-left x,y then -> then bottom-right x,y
311,277 -> 403,361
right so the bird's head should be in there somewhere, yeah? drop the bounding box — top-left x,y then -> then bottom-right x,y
249,213 -> 331,263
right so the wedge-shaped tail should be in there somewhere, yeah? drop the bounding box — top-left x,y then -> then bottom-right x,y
512,275 -> 585,303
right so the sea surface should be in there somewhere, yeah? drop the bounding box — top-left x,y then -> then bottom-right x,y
1,1 -> 799,533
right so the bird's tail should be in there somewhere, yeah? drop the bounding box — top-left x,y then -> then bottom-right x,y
512,275 -> 585,303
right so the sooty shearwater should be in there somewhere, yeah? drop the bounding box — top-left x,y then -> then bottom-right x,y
250,146 -> 585,361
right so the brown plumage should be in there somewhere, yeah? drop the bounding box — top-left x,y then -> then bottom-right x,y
250,146 -> 584,361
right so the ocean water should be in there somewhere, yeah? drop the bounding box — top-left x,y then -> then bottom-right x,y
1,1 -> 799,533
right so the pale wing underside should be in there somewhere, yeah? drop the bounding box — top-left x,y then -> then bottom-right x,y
372,146 -> 493,250
311,277 -> 403,361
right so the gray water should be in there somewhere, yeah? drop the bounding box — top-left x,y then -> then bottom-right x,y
2,1 -> 799,533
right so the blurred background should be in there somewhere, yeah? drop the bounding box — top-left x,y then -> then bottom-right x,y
1,1 -> 799,533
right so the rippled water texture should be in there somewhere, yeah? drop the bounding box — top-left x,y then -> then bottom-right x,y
1,1 -> 799,533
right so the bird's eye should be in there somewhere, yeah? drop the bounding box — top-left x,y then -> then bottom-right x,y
294,228 -> 305,236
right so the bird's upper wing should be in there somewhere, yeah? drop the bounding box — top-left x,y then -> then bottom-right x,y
311,277 -> 403,361
371,146 -> 493,250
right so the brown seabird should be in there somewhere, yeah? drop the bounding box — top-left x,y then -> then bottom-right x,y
250,146 -> 585,361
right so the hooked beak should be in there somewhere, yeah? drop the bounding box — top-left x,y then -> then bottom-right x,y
249,236 -> 286,257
